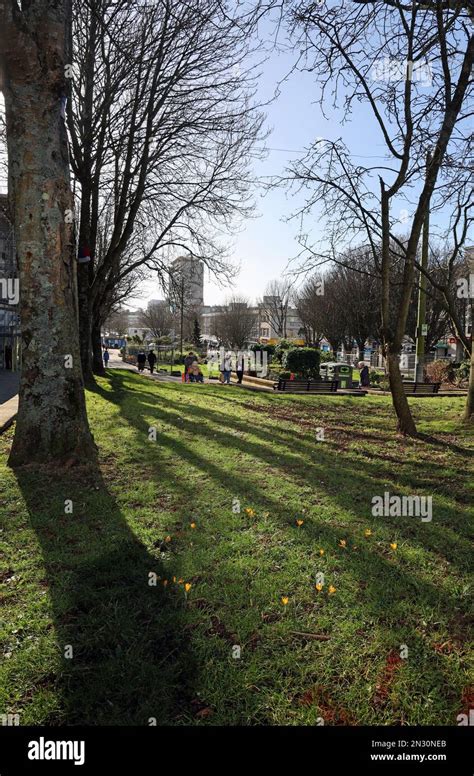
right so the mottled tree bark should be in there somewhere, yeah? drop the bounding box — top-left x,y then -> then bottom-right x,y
1,0 -> 96,466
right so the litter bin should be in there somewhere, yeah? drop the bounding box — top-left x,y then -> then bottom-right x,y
321,362 -> 353,389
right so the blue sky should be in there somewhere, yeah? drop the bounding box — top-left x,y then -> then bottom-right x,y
141,39 -> 388,308
139,35 -> 385,306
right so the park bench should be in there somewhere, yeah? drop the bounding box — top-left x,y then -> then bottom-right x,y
273,378 -> 339,393
402,381 -> 440,395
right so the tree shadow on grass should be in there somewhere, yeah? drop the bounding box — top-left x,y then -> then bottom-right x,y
13,460 -> 198,725
93,372 -> 471,604
84,372 -> 470,723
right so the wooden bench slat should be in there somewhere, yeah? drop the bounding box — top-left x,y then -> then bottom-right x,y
402,381 -> 440,394
273,379 -> 338,393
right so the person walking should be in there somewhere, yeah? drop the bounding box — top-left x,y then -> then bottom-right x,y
148,349 -> 157,374
358,361 -> 370,388
103,348 -> 110,368
137,350 -> 147,372
236,352 -> 244,385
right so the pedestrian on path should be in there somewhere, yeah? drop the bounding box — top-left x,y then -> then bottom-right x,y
103,348 -> 110,368
236,352 -> 244,384
148,349 -> 157,374
358,361 -> 370,388
137,351 -> 147,372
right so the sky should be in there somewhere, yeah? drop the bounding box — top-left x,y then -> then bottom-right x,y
2,15 -> 466,312
134,40 -> 387,309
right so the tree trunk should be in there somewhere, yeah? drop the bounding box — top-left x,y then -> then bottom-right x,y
2,0 -> 96,466
463,333 -> 473,423
77,261 -> 94,383
92,318 -> 106,377
386,351 -> 417,436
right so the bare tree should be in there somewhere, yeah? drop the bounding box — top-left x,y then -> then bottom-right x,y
258,278 -> 294,338
0,0 -> 95,466
282,0 -> 473,434
69,0 -> 266,381
139,303 -> 173,341
294,274 -> 325,346
104,308 -> 130,337
214,296 -> 258,349
331,250 -> 381,360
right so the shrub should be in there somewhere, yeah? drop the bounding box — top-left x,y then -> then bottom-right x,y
424,360 -> 452,385
369,370 -> 383,385
250,343 -> 276,358
319,351 -> 333,364
454,359 -> 470,386
379,379 -> 390,391
274,340 -> 292,363
279,371 -> 291,380
284,347 -> 320,378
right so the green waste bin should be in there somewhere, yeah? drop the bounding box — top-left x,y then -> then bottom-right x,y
321,362 -> 353,389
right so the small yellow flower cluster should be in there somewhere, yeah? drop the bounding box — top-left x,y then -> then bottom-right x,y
158,577 -> 191,593
315,582 -> 336,595
279,531 -> 399,610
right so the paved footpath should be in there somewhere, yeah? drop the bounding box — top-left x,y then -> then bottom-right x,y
107,351 -> 186,382
0,370 -> 20,433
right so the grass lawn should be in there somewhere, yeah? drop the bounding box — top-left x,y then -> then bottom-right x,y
0,370 -> 472,726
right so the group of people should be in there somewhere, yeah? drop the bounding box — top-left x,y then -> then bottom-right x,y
183,350 -> 245,385
218,351 -> 244,385
103,346 -> 157,373
137,349 -> 157,373
183,352 -> 204,383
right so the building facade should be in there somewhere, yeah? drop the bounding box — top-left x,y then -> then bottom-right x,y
169,255 -> 204,308
200,302 -> 303,345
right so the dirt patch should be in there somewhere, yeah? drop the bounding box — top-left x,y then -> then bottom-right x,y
295,685 -> 357,725
372,650 -> 403,708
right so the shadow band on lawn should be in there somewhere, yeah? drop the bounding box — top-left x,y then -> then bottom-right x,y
98,372 -> 472,575
93,371 -> 472,620
14,462 -> 198,725
10,371 -> 467,725
84,371 -> 471,723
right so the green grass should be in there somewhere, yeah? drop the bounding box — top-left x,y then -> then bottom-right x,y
0,371 -> 472,725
